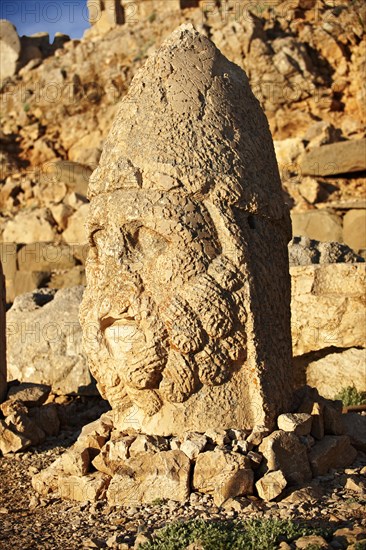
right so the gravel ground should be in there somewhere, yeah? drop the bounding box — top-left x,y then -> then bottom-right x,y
1,399 -> 365,550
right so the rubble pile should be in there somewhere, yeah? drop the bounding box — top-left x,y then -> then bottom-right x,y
32,386 -> 364,505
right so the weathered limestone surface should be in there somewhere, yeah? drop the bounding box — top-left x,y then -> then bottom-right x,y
7,287 -> 94,395
300,139 -> 366,176
291,263 -> 366,356
0,20 -> 21,81
80,25 -> 293,435
0,261 -> 6,403
306,348 -> 366,399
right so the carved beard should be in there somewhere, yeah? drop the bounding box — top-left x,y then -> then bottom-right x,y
101,254 -> 247,417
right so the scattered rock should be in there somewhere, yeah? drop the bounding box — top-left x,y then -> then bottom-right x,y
259,431 -> 312,485
309,435 -> 357,476
193,449 -> 253,506
7,287 -> 94,395
6,382 -> 51,407
277,413 -> 312,436
306,348 -> 366,400
345,476 -> 366,494
0,419 -> 31,454
59,472 -> 110,502
291,210 -> 343,243
295,535 -> 329,548
288,237 -> 364,266
300,139 -> 366,176
343,209 -> 366,252
291,264 -> 366,355
342,413 -> 366,452
2,208 -> 56,244
180,433 -> 207,460
62,204 -> 89,245
107,450 -> 190,505
256,470 -> 287,501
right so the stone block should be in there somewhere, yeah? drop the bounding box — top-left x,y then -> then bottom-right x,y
291,264 -> 366,355
291,210 -> 343,243
343,209 -> 366,252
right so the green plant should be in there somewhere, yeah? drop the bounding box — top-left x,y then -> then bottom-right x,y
23,103 -> 30,113
148,11 -> 157,23
335,385 -> 366,407
137,518 -> 330,550
151,498 -> 165,506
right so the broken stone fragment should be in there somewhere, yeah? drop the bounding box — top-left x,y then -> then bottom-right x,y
73,413 -> 114,459
180,433 -> 207,460
32,460 -> 61,495
259,431 -> 312,485
92,437 -> 136,475
107,450 -> 190,506
342,413 -> 366,452
128,434 -> 169,455
277,413 -> 312,436
27,404 -> 60,437
204,429 -> 230,447
0,419 -> 31,454
0,399 -> 28,417
309,435 -> 357,477
60,448 -> 90,476
193,449 -> 253,505
5,411 -> 46,446
58,472 -> 110,502
255,470 -> 287,501
247,426 -> 271,446
322,401 -> 344,436
6,382 -> 51,407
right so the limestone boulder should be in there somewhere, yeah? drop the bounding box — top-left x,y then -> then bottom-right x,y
0,20 -> 21,81
62,204 -> 89,245
306,348 -> 366,400
300,139 -> 366,176
193,449 -> 253,505
291,264 -> 366,355
342,414 -> 366,452
39,160 -> 92,198
256,470 -> 287,501
291,210 -> 343,243
2,208 -> 56,244
309,435 -> 357,476
277,413 -> 312,436
343,209 -> 366,252
58,472 -> 110,502
0,419 -> 31,454
107,450 -> 190,505
288,237 -> 364,267
259,431 -> 312,485
6,287 -> 94,395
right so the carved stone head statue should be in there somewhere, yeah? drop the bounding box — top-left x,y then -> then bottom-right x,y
79,25 -> 293,435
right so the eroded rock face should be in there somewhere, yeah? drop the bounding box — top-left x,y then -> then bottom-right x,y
79,24 -> 293,435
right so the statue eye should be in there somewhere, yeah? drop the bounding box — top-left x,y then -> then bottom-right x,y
136,227 -> 169,256
90,228 -> 104,248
